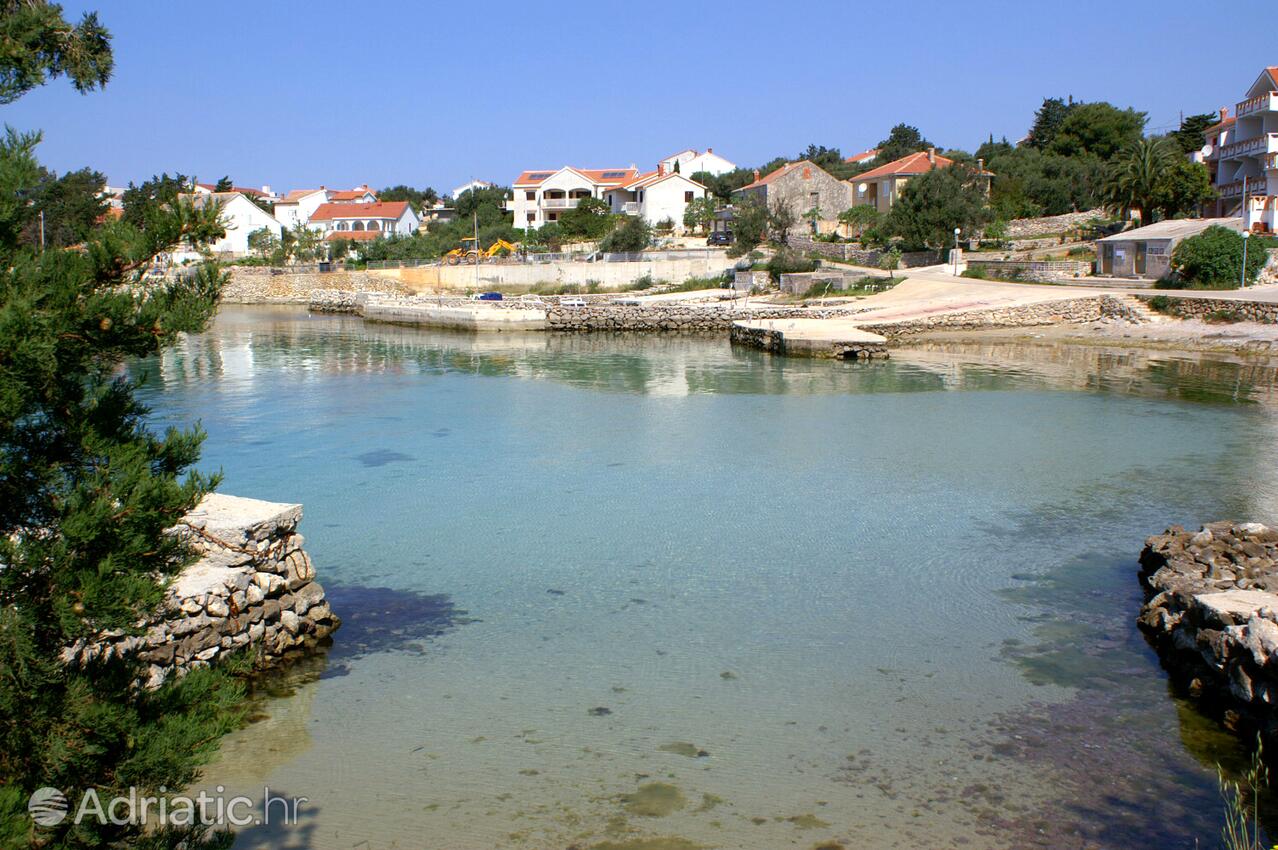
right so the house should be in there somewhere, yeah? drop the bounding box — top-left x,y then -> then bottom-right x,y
509,166 -> 639,230
307,201 -> 420,242
603,164 -> 708,232
844,149 -> 879,166
658,148 -> 736,177
451,179 -> 495,199
734,160 -> 853,235
847,148 -> 992,214
327,185 -> 378,204
1095,218 -> 1243,279
1204,66 -> 1278,233
194,183 -> 273,201
272,189 -> 329,229
180,191 -> 283,256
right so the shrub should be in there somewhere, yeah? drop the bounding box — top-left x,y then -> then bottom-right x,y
961,267 -> 988,280
765,248 -> 818,282
1170,226 -> 1267,289
1205,309 -> 1243,324
600,216 -> 651,253
1147,295 -> 1175,314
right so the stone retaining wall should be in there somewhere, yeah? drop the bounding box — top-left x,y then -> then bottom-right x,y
858,295 -> 1135,337
1138,522 -> 1278,739
546,304 -> 859,332
788,237 -> 941,268
224,267 -> 405,304
64,494 -> 339,688
1140,294 -> 1278,324
1004,210 -> 1106,239
965,259 -> 1092,283
729,323 -> 889,360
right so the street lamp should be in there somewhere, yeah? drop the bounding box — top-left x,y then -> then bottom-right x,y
1241,230 -> 1251,289
953,227 -> 961,275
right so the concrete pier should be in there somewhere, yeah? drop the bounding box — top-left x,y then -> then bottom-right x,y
730,318 -> 889,359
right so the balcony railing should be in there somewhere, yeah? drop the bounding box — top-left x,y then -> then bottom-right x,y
1237,92 -> 1278,117
1221,178 -> 1273,199
1218,133 -> 1278,160
540,197 -> 582,209
621,201 -> 641,215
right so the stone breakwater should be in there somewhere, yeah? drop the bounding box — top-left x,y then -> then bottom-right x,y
63,494 -> 339,688
729,321 -> 889,359
224,267 -> 404,304
1138,521 -> 1278,738
545,304 -> 859,332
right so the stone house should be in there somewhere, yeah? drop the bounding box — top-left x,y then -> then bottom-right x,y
733,160 -> 853,236
848,148 -> 993,215
1095,217 -> 1243,279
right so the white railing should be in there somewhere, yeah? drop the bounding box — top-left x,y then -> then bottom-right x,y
621,202 -> 641,214
1219,133 -> 1278,160
1237,92 -> 1278,117
541,197 -> 581,209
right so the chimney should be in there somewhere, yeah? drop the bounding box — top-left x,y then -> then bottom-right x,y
1220,106 -> 1229,122
753,169 -> 760,182
928,148 -> 936,164
707,147 -> 713,154
977,158 -> 984,172
261,184 -> 271,195
658,162 -> 666,176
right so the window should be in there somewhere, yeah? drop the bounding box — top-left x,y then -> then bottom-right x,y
549,213 -> 558,221
526,191 -> 535,201
351,221 -> 364,231
337,222 -> 347,231
368,220 -> 381,231
684,191 -> 694,203
526,212 -> 535,223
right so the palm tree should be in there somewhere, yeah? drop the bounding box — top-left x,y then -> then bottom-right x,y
1103,138 -> 1174,227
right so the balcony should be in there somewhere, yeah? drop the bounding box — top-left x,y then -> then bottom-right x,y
1219,179 -> 1272,198
621,201 -> 641,215
540,197 -> 582,210
1237,92 -> 1278,117
1218,133 -> 1278,160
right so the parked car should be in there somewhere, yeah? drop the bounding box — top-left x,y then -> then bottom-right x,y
560,297 -> 587,308
471,291 -> 503,301
707,231 -> 733,246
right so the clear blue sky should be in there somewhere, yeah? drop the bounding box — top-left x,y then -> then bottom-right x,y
4,0 -> 1275,193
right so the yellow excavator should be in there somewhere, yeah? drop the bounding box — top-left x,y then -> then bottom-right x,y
442,238 -> 520,265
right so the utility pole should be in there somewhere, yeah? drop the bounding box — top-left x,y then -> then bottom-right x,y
473,210 -> 480,291
1242,230 -> 1251,289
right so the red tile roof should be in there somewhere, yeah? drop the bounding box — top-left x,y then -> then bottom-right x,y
197,182 -> 266,198
850,151 -> 956,181
845,149 -> 879,164
1268,67 -> 1278,90
328,187 -> 377,201
309,201 -> 410,221
738,160 -> 821,190
514,167 -> 639,187
278,188 -> 323,203
325,230 -> 384,241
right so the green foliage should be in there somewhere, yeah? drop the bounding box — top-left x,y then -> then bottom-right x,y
682,196 -> 717,233
796,144 -> 860,180
654,216 -> 675,234
1154,159 -> 1216,220
1147,295 -> 1174,314
599,216 -> 650,253
1169,225 -> 1267,288
379,184 -> 439,208
0,0 -> 113,103
0,93 -> 248,850
1218,739 -> 1267,850
727,196 -> 767,256
1102,137 -> 1176,225
837,205 -> 881,239
18,165 -> 107,248
883,164 -> 992,251
984,147 -> 1103,218
121,173 -> 191,229
246,226 -> 281,261
692,168 -> 756,202
878,247 -> 902,275
1170,112 -> 1220,157
453,185 -> 510,224
875,124 -> 933,164
1025,97 -> 1073,150
1048,102 -> 1147,160
766,200 -> 796,246
765,248 -> 817,281
558,196 -> 613,240
212,175 -> 232,192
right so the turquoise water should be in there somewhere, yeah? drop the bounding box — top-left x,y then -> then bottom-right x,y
136,308 -> 1278,849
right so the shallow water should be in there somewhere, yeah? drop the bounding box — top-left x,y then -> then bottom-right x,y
134,307 -> 1278,849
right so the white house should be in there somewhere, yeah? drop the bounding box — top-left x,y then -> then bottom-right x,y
659,148 -> 736,177
181,191 -> 283,256
451,179 -> 494,199
605,166 -> 708,231
272,189 -> 329,229
326,185 -> 378,204
1206,66 -> 1278,233
509,166 -> 639,230
308,201 -> 420,242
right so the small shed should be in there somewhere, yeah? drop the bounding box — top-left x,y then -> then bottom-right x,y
1095,218 -> 1243,279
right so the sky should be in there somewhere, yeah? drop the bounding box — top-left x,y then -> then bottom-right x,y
4,0 -> 1275,195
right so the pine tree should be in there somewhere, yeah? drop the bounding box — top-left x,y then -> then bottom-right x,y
0,5 -> 247,848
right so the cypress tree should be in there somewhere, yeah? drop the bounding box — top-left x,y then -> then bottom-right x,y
0,4 -> 247,847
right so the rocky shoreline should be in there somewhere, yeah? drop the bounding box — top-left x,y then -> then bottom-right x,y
1138,521 -> 1278,739
64,494 -> 339,688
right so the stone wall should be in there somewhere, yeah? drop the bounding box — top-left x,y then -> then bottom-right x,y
965,259 -> 1092,283
223,267 -> 405,304
858,295 -> 1135,337
1140,294 -> 1278,324
733,270 -> 771,292
545,304 -> 860,332
65,494 -> 339,689
1003,210 -> 1106,239
729,323 -> 889,360
1138,522 -> 1278,739
788,236 -> 940,268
